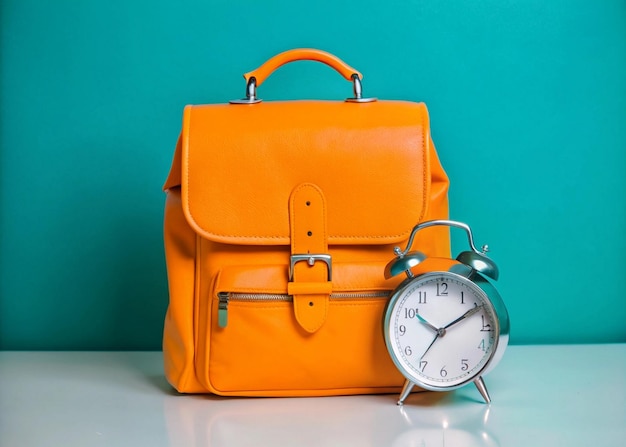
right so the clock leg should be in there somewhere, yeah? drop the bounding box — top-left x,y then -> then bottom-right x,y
397,379 -> 415,406
474,376 -> 491,404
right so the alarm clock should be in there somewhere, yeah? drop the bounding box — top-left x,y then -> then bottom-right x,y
383,219 -> 510,405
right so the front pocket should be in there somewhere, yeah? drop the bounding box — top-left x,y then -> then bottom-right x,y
200,264 -> 406,396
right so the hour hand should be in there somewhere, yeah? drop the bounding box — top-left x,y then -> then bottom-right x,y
416,313 -> 439,333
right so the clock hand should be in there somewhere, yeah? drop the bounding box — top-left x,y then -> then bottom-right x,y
444,304 -> 484,330
416,312 -> 446,359
420,332 -> 440,360
416,313 -> 439,333
420,324 -> 447,359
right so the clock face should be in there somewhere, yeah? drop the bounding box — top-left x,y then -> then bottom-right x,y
384,271 -> 499,390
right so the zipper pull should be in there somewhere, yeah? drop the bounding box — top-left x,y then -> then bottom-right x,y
217,292 -> 229,328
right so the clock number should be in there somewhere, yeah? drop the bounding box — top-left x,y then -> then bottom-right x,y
404,346 -> 412,356
480,315 -> 493,332
418,291 -> 427,304
478,339 -> 486,352
419,360 -> 428,372
440,366 -> 448,377
399,325 -> 406,336
436,282 -> 448,296
404,308 -> 419,319
461,359 -> 469,371
460,291 -> 465,304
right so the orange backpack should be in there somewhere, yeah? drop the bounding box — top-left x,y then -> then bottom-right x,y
162,49 -> 450,395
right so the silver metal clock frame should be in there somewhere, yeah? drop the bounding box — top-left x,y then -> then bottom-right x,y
383,220 -> 510,406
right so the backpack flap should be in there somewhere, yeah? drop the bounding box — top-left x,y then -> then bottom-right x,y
169,100 -> 433,247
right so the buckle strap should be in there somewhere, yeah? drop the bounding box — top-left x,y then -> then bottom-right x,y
289,183 -> 331,333
287,281 -> 333,296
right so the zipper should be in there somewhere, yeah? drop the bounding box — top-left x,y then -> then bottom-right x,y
217,291 -> 390,328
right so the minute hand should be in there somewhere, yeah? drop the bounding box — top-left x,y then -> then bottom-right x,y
444,304 -> 484,330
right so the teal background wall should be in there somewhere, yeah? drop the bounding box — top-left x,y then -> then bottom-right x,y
1,1 -> 625,350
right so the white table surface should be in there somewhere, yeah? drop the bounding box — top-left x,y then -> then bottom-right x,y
1,344 -> 624,447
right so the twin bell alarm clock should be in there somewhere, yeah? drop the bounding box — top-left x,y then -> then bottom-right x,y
383,220 -> 510,405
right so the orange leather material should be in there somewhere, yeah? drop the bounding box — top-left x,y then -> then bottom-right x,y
177,101 -> 430,245
162,49 -> 450,396
287,281 -> 333,296
289,183 -> 330,333
243,48 -> 362,87
204,264 -> 405,395
208,264 -> 404,395
162,187 -> 205,393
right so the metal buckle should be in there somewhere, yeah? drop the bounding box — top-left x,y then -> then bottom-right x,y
289,254 -> 332,281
